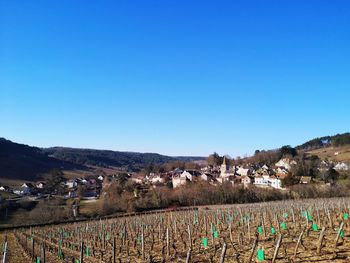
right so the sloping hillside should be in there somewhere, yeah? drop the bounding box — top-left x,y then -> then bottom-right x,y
43,147 -> 204,171
0,138 -> 205,181
0,138 -> 80,180
297,133 -> 350,163
306,145 -> 350,163
297,133 -> 350,151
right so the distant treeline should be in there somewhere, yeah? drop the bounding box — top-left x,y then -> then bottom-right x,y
297,133 -> 350,150
44,147 -> 204,172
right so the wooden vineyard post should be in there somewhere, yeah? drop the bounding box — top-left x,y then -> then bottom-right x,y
113,237 -> 116,263
42,243 -> 46,263
229,223 -> 233,243
261,215 -> 266,238
247,219 -> 251,242
276,215 -> 280,233
126,239 -> 130,257
316,227 -> 326,254
141,224 -> 145,259
166,227 -> 170,257
122,225 -> 126,246
326,208 -> 333,229
248,236 -> 258,263
219,243 -> 227,263
32,237 -> 35,260
80,240 -> 84,263
238,232 -> 244,246
335,222 -> 344,247
187,225 -> 192,250
2,241 -> 7,263
294,229 -> 304,257
25,234 -> 28,251
57,240 -> 61,259
272,234 -> 283,263
186,248 -> 191,263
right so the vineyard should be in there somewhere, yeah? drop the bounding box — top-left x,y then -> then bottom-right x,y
1,198 -> 350,262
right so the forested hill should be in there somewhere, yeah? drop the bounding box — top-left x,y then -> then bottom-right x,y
43,147 -> 203,171
0,138 -> 204,181
0,138 -> 80,180
296,133 -> 350,151
3,133 -> 349,181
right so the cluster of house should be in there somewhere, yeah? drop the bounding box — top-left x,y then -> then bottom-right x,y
0,182 -> 45,196
318,160 -> 350,171
117,156 -> 350,190
168,158 -> 350,189
121,158 -> 294,190
171,157 -> 295,190
64,176 -> 104,199
0,175 -> 104,199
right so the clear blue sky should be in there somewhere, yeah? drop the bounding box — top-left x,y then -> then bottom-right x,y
1,1 -> 349,157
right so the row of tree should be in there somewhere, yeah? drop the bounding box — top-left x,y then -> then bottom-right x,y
206,145 -> 298,167
296,132 -> 350,150
98,180 -> 350,215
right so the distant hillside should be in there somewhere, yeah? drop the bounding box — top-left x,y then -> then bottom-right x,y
43,147 -> 204,171
305,145 -> 350,163
0,138 -> 204,181
0,138 -> 80,181
296,133 -> 350,151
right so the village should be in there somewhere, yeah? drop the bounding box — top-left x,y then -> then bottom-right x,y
146,157 -> 350,189
1,156 -> 350,204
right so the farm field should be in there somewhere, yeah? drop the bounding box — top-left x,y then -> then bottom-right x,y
1,198 -> 350,262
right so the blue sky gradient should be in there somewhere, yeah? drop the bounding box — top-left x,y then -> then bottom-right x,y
1,1 -> 349,156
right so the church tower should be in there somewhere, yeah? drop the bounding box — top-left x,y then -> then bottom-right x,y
220,156 -> 228,177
